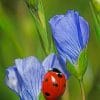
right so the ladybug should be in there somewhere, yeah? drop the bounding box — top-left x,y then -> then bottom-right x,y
42,68 -> 67,100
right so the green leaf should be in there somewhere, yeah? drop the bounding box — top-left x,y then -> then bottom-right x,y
38,92 -> 45,100
38,0 -> 47,32
67,48 -> 88,80
77,48 -> 88,80
67,60 -> 79,78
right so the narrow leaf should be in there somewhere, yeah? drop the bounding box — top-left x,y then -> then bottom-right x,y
67,60 -> 78,78
77,48 -> 88,79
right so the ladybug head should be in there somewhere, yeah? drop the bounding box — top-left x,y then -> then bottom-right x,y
51,68 -> 61,73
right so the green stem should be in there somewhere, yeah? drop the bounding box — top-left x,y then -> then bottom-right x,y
25,0 -> 49,56
79,80 -> 85,100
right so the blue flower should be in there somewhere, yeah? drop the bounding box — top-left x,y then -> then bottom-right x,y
5,54 -> 68,100
49,10 -> 89,64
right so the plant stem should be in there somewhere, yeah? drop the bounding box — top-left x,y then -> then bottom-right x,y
79,80 -> 85,100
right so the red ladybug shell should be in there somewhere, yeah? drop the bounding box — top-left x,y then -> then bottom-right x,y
42,68 -> 66,100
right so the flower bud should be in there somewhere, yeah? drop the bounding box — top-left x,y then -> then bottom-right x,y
25,0 -> 38,12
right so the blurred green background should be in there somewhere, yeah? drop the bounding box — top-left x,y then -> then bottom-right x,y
0,0 -> 100,100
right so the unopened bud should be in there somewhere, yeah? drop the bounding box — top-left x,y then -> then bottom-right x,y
25,0 -> 38,12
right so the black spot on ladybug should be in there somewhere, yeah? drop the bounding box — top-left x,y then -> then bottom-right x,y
45,92 -> 50,96
53,83 -> 58,87
57,73 -> 62,78
64,84 -> 66,87
52,68 -> 61,73
45,78 -> 48,82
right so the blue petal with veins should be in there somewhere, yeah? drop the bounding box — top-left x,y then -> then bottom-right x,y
6,56 -> 44,100
49,10 -> 89,64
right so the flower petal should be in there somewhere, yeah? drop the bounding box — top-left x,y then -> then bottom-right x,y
49,10 -> 89,64
42,53 -> 69,79
5,66 -> 21,94
79,16 -> 89,47
6,56 -> 44,100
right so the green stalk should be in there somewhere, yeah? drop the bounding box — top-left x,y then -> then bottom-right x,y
79,80 -> 85,100
25,0 -> 49,56
89,1 -> 100,39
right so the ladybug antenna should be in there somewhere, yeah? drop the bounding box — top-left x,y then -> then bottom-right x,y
52,68 -> 61,73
